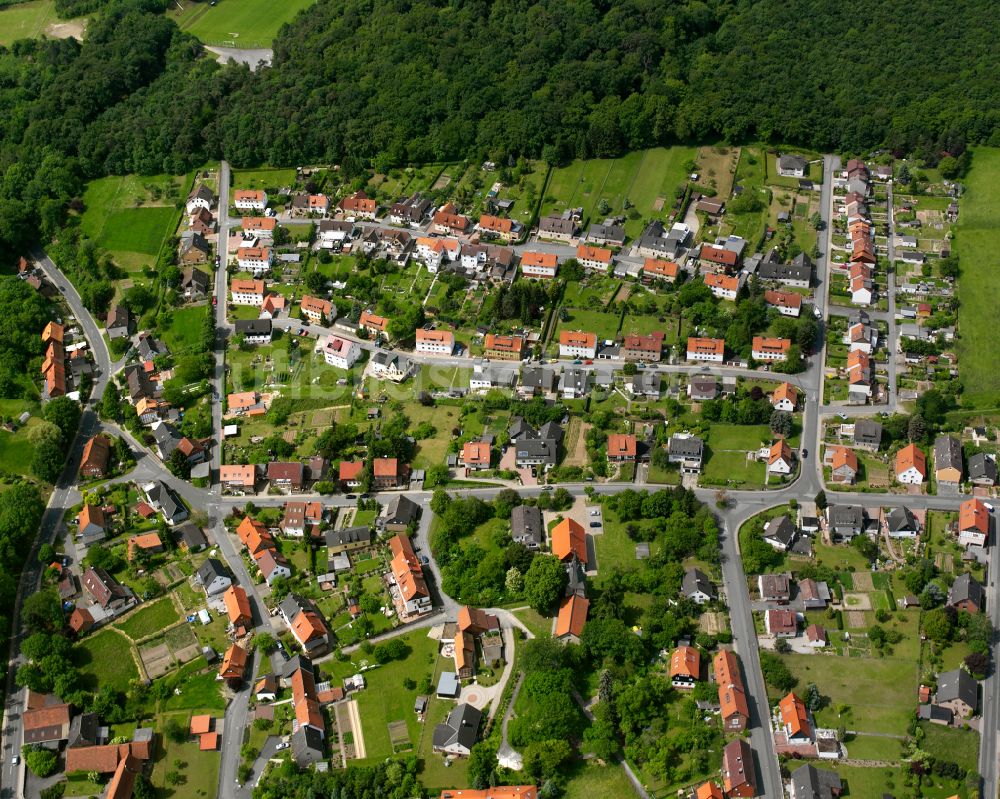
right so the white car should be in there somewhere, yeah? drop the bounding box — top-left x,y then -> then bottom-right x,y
589,510 -> 601,516
984,503 -> 995,513
11,755 -> 19,766
275,742 -> 290,751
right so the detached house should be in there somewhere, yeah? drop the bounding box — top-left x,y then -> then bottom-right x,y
969,452 -> 998,486
230,279 -> 265,306
958,498 -> 990,548
763,515 -> 797,551
705,272 -> 740,301
722,739 -> 757,798
234,190 -> 267,212
519,251 -> 559,279
933,435 -> 963,486
186,184 -> 215,214
777,154 -> 808,177
771,382 -> 799,411
337,191 -> 378,220
415,329 -> 455,355
949,572 -> 984,614
764,289 -> 802,317
767,440 -> 795,475
829,446 -> 859,484
607,433 -> 637,463
895,443 -> 926,485
559,330 -> 597,359
669,646 -> 700,689
752,336 -> 791,362
431,203 -> 470,235
537,214 -> 577,242
80,435 -> 111,479
575,244 -> 613,271
642,258 -> 679,283
682,568 -> 716,604
686,337 -> 725,363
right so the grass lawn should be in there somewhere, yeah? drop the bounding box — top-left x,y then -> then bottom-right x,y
229,167 -> 298,194
0,418 -> 41,479
593,512 -> 652,580
99,207 -> 177,256
161,305 -> 210,354
562,761 -> 640,799
919,721 -> 979,772
416,697 -> 470,789
955,147 -> 1000,406
160,668 -> 226,713
779,652 -> 917,736
554,309 -> 622,345
702,449 -> 767,488
0,0 -> 69,46
512,608 -> 552,639
74,629 -> 138,692
169,0 -> 317,47
323,628 -> 443,762
706,424 -> 772,451
833,765 -> 907,799
63,773 -> 105,796
150,714 -> 221,798
116,598 -> 181,640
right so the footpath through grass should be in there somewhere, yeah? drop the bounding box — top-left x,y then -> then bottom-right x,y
956,147 -> 1000,407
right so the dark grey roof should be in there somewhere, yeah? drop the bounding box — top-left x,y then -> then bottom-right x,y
174,522 -> 207,550
325,526 -> 372,548
124,364 -> 154,401
283,654 -> 314,679
432,703 -> 481,751
969,453 -> 998,483
763,515 -> 797,547
147,481 -> 187,522
668,434 -> 704,460
637,220 -> 675,255
886,506 -> 917,533
562,367 -> 588,393
234,319 -> 272,337
790,763 -> 843,799
933,435 -> 963,475
538,421 -> 564,444
107,304 -> 131,332
280,594 -> 308,623
587,222 -> 626,243
949,572 -> 984,609
384,495 -> 420,525
917,704 -> 953,723
197,558 -> 228,585
136,335 -> 169,361
508,416 -> 534,440
291,725 -> 324,765
68,712 -> 100,748
778,154 -> 808,171
689,376 -> 719,398
538,215 -> 576,235
936,668 -> 977,710
511,504 -> 543,547
682,568 -> 716,599
757,258 -> 812,283
514,438 -> 558,465
188,184 -> 215,204
853,419 -> 882,447
281,652 -> 315,680
152,422 -> 182,457
521,367 -> 555,392
319,219 -> 356,234
181,267 -> 209,291
827,504 -> 865,530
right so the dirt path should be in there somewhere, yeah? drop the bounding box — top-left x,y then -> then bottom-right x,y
347,699 -> 366,759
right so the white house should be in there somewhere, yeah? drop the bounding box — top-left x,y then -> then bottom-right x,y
558,330 -> 597,359
415,329 -> 455,355
234,190 -> 267,212
186,185 -> 215,214
230,279 -> 265,306
686,337 -> 725,362
767,441 -> 795,475
369,351 -> 411,383
777,154 -> 808,178
705,272 -> 739,301
752,337 -> 790,362
237,246 -> 273,275
317,335 -> 361,369
520,252 -> 559,279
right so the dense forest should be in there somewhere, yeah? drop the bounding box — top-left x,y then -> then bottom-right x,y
1,0 -> 999,261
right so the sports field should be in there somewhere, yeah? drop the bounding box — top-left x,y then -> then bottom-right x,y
169,0 -> 316,48
0,0 -> 71,46
540,147 -> 696,238
955,147 -> 1000,407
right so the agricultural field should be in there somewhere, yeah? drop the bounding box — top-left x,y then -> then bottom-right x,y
955,147 -> 1000,407
80,173 -> 187,273
169,0 -> 317,48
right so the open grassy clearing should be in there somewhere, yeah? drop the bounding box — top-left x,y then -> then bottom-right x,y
149,713 -> 221,798
0,417 -> 43,479
74,629 -> 138,692
116,597 -> 181,640
0,0 -> 68,45
230,167 -> 298,195
563,761 -> 639,799
169,0 -> 317,47
778,652 -> 917,736
955,147 -> 1000,407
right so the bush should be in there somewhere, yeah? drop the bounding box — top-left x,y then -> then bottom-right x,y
23,746 -> 58,777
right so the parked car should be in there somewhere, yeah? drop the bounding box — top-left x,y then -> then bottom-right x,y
589,522 -> 602,529
345,494 -> 358,500
275,742 -> 289,750
589,510 -> 601,516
